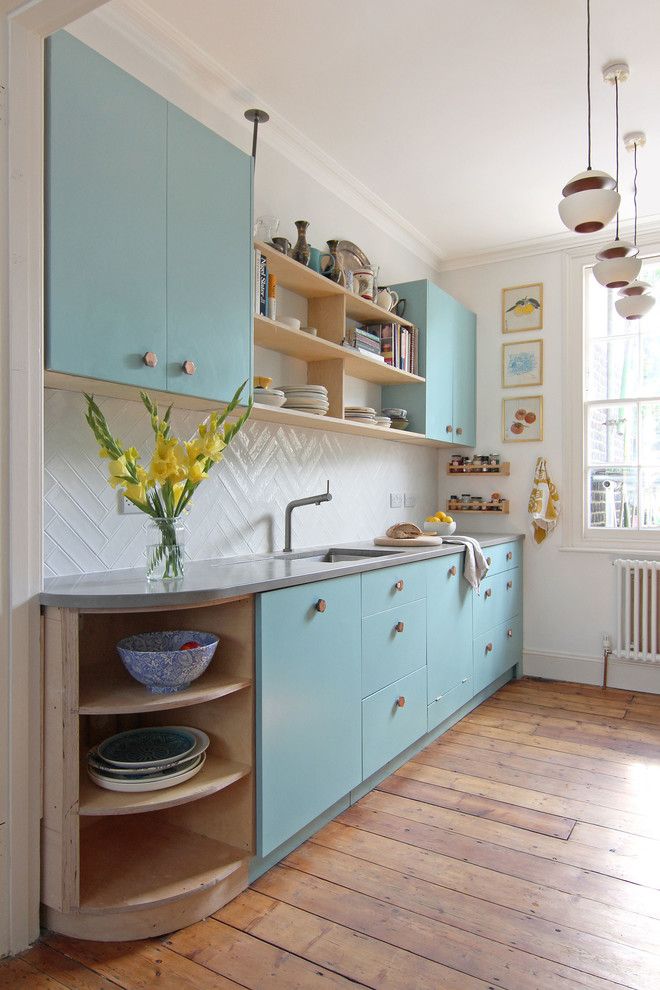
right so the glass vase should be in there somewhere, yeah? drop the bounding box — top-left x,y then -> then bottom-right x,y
145,517 -> 186,581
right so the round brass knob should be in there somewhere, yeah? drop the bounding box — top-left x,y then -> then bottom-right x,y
182,360 -> 196,375
507,628 -> 513,638
507,580 -> 513,590
395,621 -> 405,633
394,579 -> 404,591
506,551 -> 513,561
485,642 -> 493,653
449,565 -> 457,576
143,351 -> 158,367
484,588 -> 492,598
316,599 -> 327,613
395,696 -> 406,708
446,425 -> 453,433
455,426 -> 463,436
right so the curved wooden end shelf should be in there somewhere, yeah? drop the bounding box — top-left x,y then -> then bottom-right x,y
251,402 -> 436,447
79,756 -> 251,816
79,669 -> 251,715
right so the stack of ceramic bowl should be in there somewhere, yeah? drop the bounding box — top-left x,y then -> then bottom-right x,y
87,726 -> 209,793
345,406 -> 377,425
278,384 -> 329,416
374,415 -> 392,429
253,386 -> 286,408
382,407 -> 409,430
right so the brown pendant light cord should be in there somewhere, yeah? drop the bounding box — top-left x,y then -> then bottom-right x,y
633,141 -> 638,247
586,0 -> 592,169
614,76 -> 620,239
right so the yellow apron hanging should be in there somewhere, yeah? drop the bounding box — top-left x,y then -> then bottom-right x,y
528,456 -> 560,544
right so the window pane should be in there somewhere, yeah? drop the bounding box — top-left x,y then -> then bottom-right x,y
640,402 -> 660,464
588,404 -> 638,465
640,469 -> 660,528
586,274 -> 629,338
640,334 -> 660,396
587,468 -> 638,529
586,337 -> 638,399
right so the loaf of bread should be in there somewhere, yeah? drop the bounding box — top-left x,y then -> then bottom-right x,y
386,522 -> 423,540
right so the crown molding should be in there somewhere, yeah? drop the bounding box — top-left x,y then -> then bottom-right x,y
70,0 -> 446,271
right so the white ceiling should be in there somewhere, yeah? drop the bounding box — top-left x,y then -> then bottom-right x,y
138,0 -> 660,260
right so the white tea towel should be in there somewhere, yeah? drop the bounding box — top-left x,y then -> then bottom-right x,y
442,535 -> 489,593
528,456 -> 560,544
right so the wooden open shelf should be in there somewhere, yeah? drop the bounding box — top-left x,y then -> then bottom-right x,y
447,499 -> 510,514
254,315 -> 423,385
448,462 -> 510,476
79,665 -> 251,715
79,756 -> 251,816
252,402 -> 437,447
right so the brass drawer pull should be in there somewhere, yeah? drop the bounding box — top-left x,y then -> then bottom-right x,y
143,351 -> 158,367
507,580 -> 513,590
506,551 -> 513,561
182,359 -> 196,375
455,426 -> 463,436
394,579 -> 404,591
395,695 -> 406,708
484,588 -> 492,598
485,642 -> 493,653
446,424 -> 453,433
316,599 -> 327,613
395,621 -> 405,633
449,565 -> 457,576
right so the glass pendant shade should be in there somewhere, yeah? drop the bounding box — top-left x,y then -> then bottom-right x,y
558,170 -> 620,233
615,281 -> 656,320
592,240 -> 641,287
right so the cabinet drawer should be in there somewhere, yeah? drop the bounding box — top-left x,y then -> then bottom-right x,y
427,675 -> 473,732
473,567 -> 521,635
483,540 -> 521,576
473,615 -> 522,695
361,561 -> 426,616
362,599 -> 427,698
362,667 -> 427,780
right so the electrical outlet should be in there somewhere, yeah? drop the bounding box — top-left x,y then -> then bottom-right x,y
118,492 -> 142,515
389,492 -> 403,509
404,493 -> 416,508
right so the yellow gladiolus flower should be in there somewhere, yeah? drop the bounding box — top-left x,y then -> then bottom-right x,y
188,460 -> 208,485
123,482 -> 146,504
107,455 -> 128,488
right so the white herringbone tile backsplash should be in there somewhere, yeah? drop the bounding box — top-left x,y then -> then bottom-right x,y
44,389 -> 440,577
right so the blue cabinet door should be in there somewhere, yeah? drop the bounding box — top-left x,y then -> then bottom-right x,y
426,553 -> 473,729
425,283 -> 457,442
452,303 -> 477,447
166,105 -> 253,401
45,32 -> 167,388
257,575 -> 362,857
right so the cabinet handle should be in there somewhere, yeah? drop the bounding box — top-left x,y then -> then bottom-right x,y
448,565 -> 457,577
486,556 -> 492,566
506,551 -> 513,561
446,425 -> 453,434
395,621 -> 405,633
484,588 -> 492,598
182,359 -> 196,375
507,628 -> 513,638
485,642 -> 493,653
395,696 -> 406,708
434,694 -> 443,702
461,676 -> 470,684
143,351 -> 158,368
507,580 -> 513,590
315,599 -> 327,613
455,426 -> 463,436
394,579 -> 404,591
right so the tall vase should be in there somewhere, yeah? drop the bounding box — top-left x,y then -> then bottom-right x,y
325,240 -> 346,286
292,220 -> 311,266
145,517 -> 186,581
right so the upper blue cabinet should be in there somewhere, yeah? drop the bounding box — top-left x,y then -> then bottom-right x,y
382,280 -> 476,445
45,32 -> 252,402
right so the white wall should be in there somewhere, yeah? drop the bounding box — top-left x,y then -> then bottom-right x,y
439,253 -> 660,693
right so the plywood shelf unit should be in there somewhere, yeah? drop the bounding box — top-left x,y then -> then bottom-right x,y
447,499 -> 510,514
42,595 -> 255,941
254,240 -> 423,429
448,462 -> 510,476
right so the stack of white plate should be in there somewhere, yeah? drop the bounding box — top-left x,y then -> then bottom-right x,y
345,406 -> 377,425
374,415 -> 392,428
254,387 -> 286,408
278,384 -> 329,416
87,725 -> 209,793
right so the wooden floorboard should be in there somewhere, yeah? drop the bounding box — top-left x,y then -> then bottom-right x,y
5,676 -> 659,989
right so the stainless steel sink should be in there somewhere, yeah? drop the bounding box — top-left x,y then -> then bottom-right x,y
273,547 -> 404,563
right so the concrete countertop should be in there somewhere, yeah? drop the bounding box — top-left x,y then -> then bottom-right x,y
41,534 -> 524,610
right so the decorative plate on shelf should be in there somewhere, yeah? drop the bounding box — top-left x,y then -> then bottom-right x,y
96,726 -> 201,769
87,752 -> 207,792
336,240 -> 371,272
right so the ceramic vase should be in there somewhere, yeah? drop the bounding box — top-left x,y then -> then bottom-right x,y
325,239 -> 346,286
292,220 -> 311,266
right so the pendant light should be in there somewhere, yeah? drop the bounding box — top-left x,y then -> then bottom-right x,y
593,63 -> 641,288
558,0 -> 620,233
615,133 -> 655,319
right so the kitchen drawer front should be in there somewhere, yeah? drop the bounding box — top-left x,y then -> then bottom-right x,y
427,675 -> 473,732
483,540 -> 521,576
362,599 -> 427,698
473,567 -> 521,636
362,667 -> 427,780
361,561 -> 426,617
473,615 -> 522,695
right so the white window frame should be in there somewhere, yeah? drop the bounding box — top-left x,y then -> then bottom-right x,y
563,236 -> 660,552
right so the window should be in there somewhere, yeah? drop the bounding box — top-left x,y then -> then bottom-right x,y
584,256 -> 660,535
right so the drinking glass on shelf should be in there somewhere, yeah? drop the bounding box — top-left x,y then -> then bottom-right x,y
254,215 -> 280,243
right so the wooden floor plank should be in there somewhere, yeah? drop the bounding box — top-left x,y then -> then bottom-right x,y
364,787 -> 660,890
476,705 -> 660,748
0,958 -> 71,990
516,679 -> 635,702
499,684 -> 630,716
282,840 -> 660,989
216,888 -> 495,990
18,944 -> 119,989
570,821 -> 660,858
487,697 -> 636,727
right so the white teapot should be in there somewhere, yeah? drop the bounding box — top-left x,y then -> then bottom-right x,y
376,286 -> 400,312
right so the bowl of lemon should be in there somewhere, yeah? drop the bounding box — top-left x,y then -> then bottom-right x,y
423,511 -> 456,536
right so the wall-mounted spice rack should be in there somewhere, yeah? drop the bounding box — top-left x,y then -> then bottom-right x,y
448,462 -> 510,476
447,498 -> 510,514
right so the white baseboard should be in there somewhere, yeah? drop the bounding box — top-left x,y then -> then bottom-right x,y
523,648 -> 660,694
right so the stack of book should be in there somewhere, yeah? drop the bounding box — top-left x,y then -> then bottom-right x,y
376,324 -> 419,374
344,326 -> 385,363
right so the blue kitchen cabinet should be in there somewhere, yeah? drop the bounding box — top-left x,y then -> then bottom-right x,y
426,552 -> 474,730
166,105 -> 252,401
382,280 -> 476,445
256,575 -> 362,857
45,31 -> 167,388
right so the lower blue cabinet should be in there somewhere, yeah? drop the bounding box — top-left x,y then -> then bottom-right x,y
256,575 -> 362,857
362,599 -> 427,698
362,667 -> 427,780
473,615 -> 522,694
426,553 -> 474,730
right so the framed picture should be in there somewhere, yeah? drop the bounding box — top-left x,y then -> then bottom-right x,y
502,338 -> 543,388
502,282 -> 543,333
502,395 -> 543,442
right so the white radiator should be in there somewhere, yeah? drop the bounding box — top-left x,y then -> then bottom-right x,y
614,559 -> 660,662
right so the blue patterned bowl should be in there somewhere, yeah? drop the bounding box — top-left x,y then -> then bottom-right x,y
116,631 -> 219,694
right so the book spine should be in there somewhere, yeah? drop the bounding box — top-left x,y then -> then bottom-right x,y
253,249 -> 260,315
259,255 -> 268,316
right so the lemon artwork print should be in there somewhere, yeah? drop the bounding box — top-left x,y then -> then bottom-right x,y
502,283 -> 543,332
